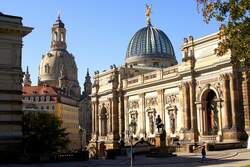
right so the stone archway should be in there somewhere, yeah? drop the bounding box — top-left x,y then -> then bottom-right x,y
201,89 -> 219,136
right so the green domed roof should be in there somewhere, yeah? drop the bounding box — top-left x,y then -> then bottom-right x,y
126,25 -> 175,60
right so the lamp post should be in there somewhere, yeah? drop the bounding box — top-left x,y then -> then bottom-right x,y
129,122 -> 135,167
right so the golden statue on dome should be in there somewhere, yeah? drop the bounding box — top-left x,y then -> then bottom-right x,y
146,4 -> 152,25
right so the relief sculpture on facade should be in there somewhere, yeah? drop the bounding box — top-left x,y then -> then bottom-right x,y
165,94 -> 178,134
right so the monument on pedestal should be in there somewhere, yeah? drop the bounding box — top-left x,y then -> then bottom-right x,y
155,115 -> 166,148
147,115 -> 176,157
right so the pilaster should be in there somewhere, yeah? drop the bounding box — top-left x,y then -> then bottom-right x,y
242,70 -> 250,133
139,93 -> 146,138
220,73 -> 231,129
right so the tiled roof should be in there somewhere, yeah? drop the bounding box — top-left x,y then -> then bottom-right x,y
23,85 -> 58,96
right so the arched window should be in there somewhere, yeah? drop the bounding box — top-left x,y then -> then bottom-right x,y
61,32 -> 64,42
45,64 -> 50,73
100,105 -> 108,136
53,31 -> 57,41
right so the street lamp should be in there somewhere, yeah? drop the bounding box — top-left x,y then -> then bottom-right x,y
129,122 -> 135,167
79,125 -> 83,152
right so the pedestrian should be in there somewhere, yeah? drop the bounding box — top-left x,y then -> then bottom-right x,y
201,146 -> 207,163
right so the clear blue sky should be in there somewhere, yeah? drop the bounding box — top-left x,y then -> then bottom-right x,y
1,0 -> 219,89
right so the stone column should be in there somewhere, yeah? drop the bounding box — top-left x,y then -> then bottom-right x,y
189,81 -> 197,131
196,103 -> 202,135
229,73 -> 238,130
92,102 -> 95,135
183,82 -> 190,129
242,70 -> 250,132
139,93 -> 146,137
95,100 -> 99,136
124,96 -> 129,141
118,93 -> 124,140
220,74 -> 231,129
108,98 -> 113,133
217,101 -> 223,141
178,84 -> 185,130
111,94 -> 119,140
203,102 -> 208,135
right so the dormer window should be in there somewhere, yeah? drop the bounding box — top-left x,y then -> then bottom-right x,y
46,96 -> 50,101
45,64 -> 50,73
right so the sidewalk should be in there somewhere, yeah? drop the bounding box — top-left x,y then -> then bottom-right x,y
1,148 -> 250,167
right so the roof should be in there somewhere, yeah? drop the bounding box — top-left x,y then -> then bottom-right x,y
23,85 -> 58,96
126,25 -> 175,59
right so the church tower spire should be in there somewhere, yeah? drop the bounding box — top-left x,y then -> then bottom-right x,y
50,15 -> 67,50
23,66 -> 32,86
84,68 -> 92,95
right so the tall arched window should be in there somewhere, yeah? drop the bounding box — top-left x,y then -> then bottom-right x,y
100,105 -> 108,136
53,31 -> 57,41
61,32 -> 64,42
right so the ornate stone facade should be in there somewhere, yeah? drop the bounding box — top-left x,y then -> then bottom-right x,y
89,11 -> 250,155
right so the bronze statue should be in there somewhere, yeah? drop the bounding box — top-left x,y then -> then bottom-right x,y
146,4 -> 152,25
155,115 -> 164,133
146,4 -> 151,17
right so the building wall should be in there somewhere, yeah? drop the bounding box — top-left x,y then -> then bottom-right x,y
79,97 -> 92,146
56,103 -> 80,151
89,32 -> 250,153
0,13 -> 32,157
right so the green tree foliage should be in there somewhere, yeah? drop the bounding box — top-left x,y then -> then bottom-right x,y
23,111 -> 69,158
197,0 -> 250,66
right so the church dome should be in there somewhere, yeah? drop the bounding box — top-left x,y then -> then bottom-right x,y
126,25 -> 177,67
38,16 -> 80,98
125,6 -> 177,68
126,26 -> 175,59
39,50 -> 78,84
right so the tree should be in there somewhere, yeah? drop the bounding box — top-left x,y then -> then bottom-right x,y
23,111 -> 69,159
196,0 -> 250,66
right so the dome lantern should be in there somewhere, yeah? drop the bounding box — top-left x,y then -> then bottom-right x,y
50,15 -> 67,50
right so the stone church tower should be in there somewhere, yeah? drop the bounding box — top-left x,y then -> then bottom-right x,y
38,15 -> 80,98
23,66 -> 32,86
79,69 -> 92,146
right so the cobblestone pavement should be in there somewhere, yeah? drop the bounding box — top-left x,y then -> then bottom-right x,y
1,148 -> 250,167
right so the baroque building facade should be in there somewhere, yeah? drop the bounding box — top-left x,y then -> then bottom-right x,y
0,13 -> 32,159
89,9 -> 250,155
22,16 -> 85,151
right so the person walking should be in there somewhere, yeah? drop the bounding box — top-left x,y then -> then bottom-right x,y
201,146 -> 207,163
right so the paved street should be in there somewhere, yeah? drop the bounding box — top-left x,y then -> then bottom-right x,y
1,149 -> 250,167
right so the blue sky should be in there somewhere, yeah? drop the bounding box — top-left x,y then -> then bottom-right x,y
1,0 -> 219,89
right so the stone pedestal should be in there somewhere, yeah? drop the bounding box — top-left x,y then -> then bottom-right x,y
155,133 -> 166,148
183,129 -> 198,142
155,134 -> 162,148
